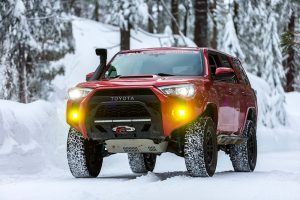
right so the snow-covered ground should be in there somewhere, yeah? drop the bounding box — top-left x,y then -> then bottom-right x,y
0,151 -> 300,200
0,18 -> 300,200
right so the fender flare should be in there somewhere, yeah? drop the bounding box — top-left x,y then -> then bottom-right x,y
202,102 -> 218,129
242,107 -> 257,132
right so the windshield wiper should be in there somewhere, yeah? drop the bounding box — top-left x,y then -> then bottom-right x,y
156,73 -> 175,76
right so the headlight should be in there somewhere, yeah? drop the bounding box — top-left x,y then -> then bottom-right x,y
158,84 -> 195,97
68,87 -> 92,100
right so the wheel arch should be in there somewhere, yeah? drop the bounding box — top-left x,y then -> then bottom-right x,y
244,107 -> 257,130
202,103 -> 218,129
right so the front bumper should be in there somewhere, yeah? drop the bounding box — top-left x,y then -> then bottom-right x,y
67,86 -> 204,140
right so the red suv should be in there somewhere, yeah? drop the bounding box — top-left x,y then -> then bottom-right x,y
66,47 -> 257,178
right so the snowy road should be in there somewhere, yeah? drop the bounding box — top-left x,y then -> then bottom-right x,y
1,151 -> 299,200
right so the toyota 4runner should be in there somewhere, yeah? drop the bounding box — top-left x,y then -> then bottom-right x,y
66,47 -> 257,177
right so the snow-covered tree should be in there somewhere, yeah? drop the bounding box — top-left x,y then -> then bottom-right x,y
194,0 -> 208,47
236,0 -> 265,75
281,1 -> 300,92
104,0 -> 148,50
147,0 -> 155,33
151,0 -> 171,33
275,0 -> 291,34
0,0 -> 74,102
171,0 -> 179,34
0,0 -> 35,102
215,0 -> 245,60
208,0 -> 217,48
234,0 -> 288,127
179,0 -> 193,37
263,3 -> 287,126
62,0 -> 92,19
293,12 -> 300,91
25,0 -> 74,101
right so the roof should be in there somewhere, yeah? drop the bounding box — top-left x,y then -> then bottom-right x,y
118,47 -> 240,60
120,47 -> 203,53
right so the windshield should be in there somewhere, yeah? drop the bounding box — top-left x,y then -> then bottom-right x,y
103,50 -> 203,79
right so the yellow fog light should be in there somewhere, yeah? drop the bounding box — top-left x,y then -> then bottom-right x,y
172,107 -> 188,119
178,109 -> 186,117
69,110 -> 80,122
72,112 -> 79,120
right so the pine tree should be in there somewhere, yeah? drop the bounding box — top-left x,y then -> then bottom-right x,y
294,11 -> 300,91
0,0 -> 74,102
194,0 -> 208,47
215,0 -> 245,60
236,0 -> 265,75
262,1 -> 286,126
104,0 -> 148,50
26,0 -> 74,100
61,0 -> 101,21
181,0 -> 193,37
155,1 -> 169,33
208,0 -> 217,48
233,0 -> 288,126
281,1 -> 300,92
282,12 -> 296,92
93,0 -> 100,21
147,0 -> 155,33
0,0 -> 35,102
171,0 -> 179,34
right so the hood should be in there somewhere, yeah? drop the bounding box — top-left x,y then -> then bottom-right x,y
77,75 -> 205,89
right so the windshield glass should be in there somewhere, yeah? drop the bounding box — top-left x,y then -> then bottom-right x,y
103,50 -> 203,79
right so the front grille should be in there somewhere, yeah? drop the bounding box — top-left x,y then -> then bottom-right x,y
95,103 -> 150,118
86,88 -> 164,140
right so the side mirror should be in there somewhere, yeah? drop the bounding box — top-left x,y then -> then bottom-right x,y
86,72 -> 94,81
214,67 -> 235,80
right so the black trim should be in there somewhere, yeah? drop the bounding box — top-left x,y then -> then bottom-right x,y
86,89 -> 164,141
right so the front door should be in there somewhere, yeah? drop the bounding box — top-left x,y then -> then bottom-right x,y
208,52 -> 240,133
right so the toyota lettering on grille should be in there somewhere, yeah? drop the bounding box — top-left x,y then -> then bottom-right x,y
110,96 -> 135,101
112,126 -> 135,134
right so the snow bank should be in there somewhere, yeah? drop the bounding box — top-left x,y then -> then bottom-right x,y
248,73 -> 270,127
248,74 -> 300,152
0,100 -> 67,174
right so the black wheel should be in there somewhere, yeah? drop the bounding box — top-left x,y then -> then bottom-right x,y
128,153 -> 157,173
67,128 -> 103,178
229,120 -> 257,172
184,117 -> 218,177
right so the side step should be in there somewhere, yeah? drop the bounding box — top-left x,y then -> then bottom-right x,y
105,139 -> 168,153
217,135 -> 246,145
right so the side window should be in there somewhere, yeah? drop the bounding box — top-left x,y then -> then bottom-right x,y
219,54 -> 232,68
208,55 -> 217,76
232,58 -> 250,85
216,54 -> 238,84
208,52 -> 222,77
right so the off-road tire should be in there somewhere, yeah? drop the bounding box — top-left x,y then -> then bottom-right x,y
67,128 -> 103,178
184,117 -> 218,177
128,153 -> 157,173
229,120 -> 257,172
